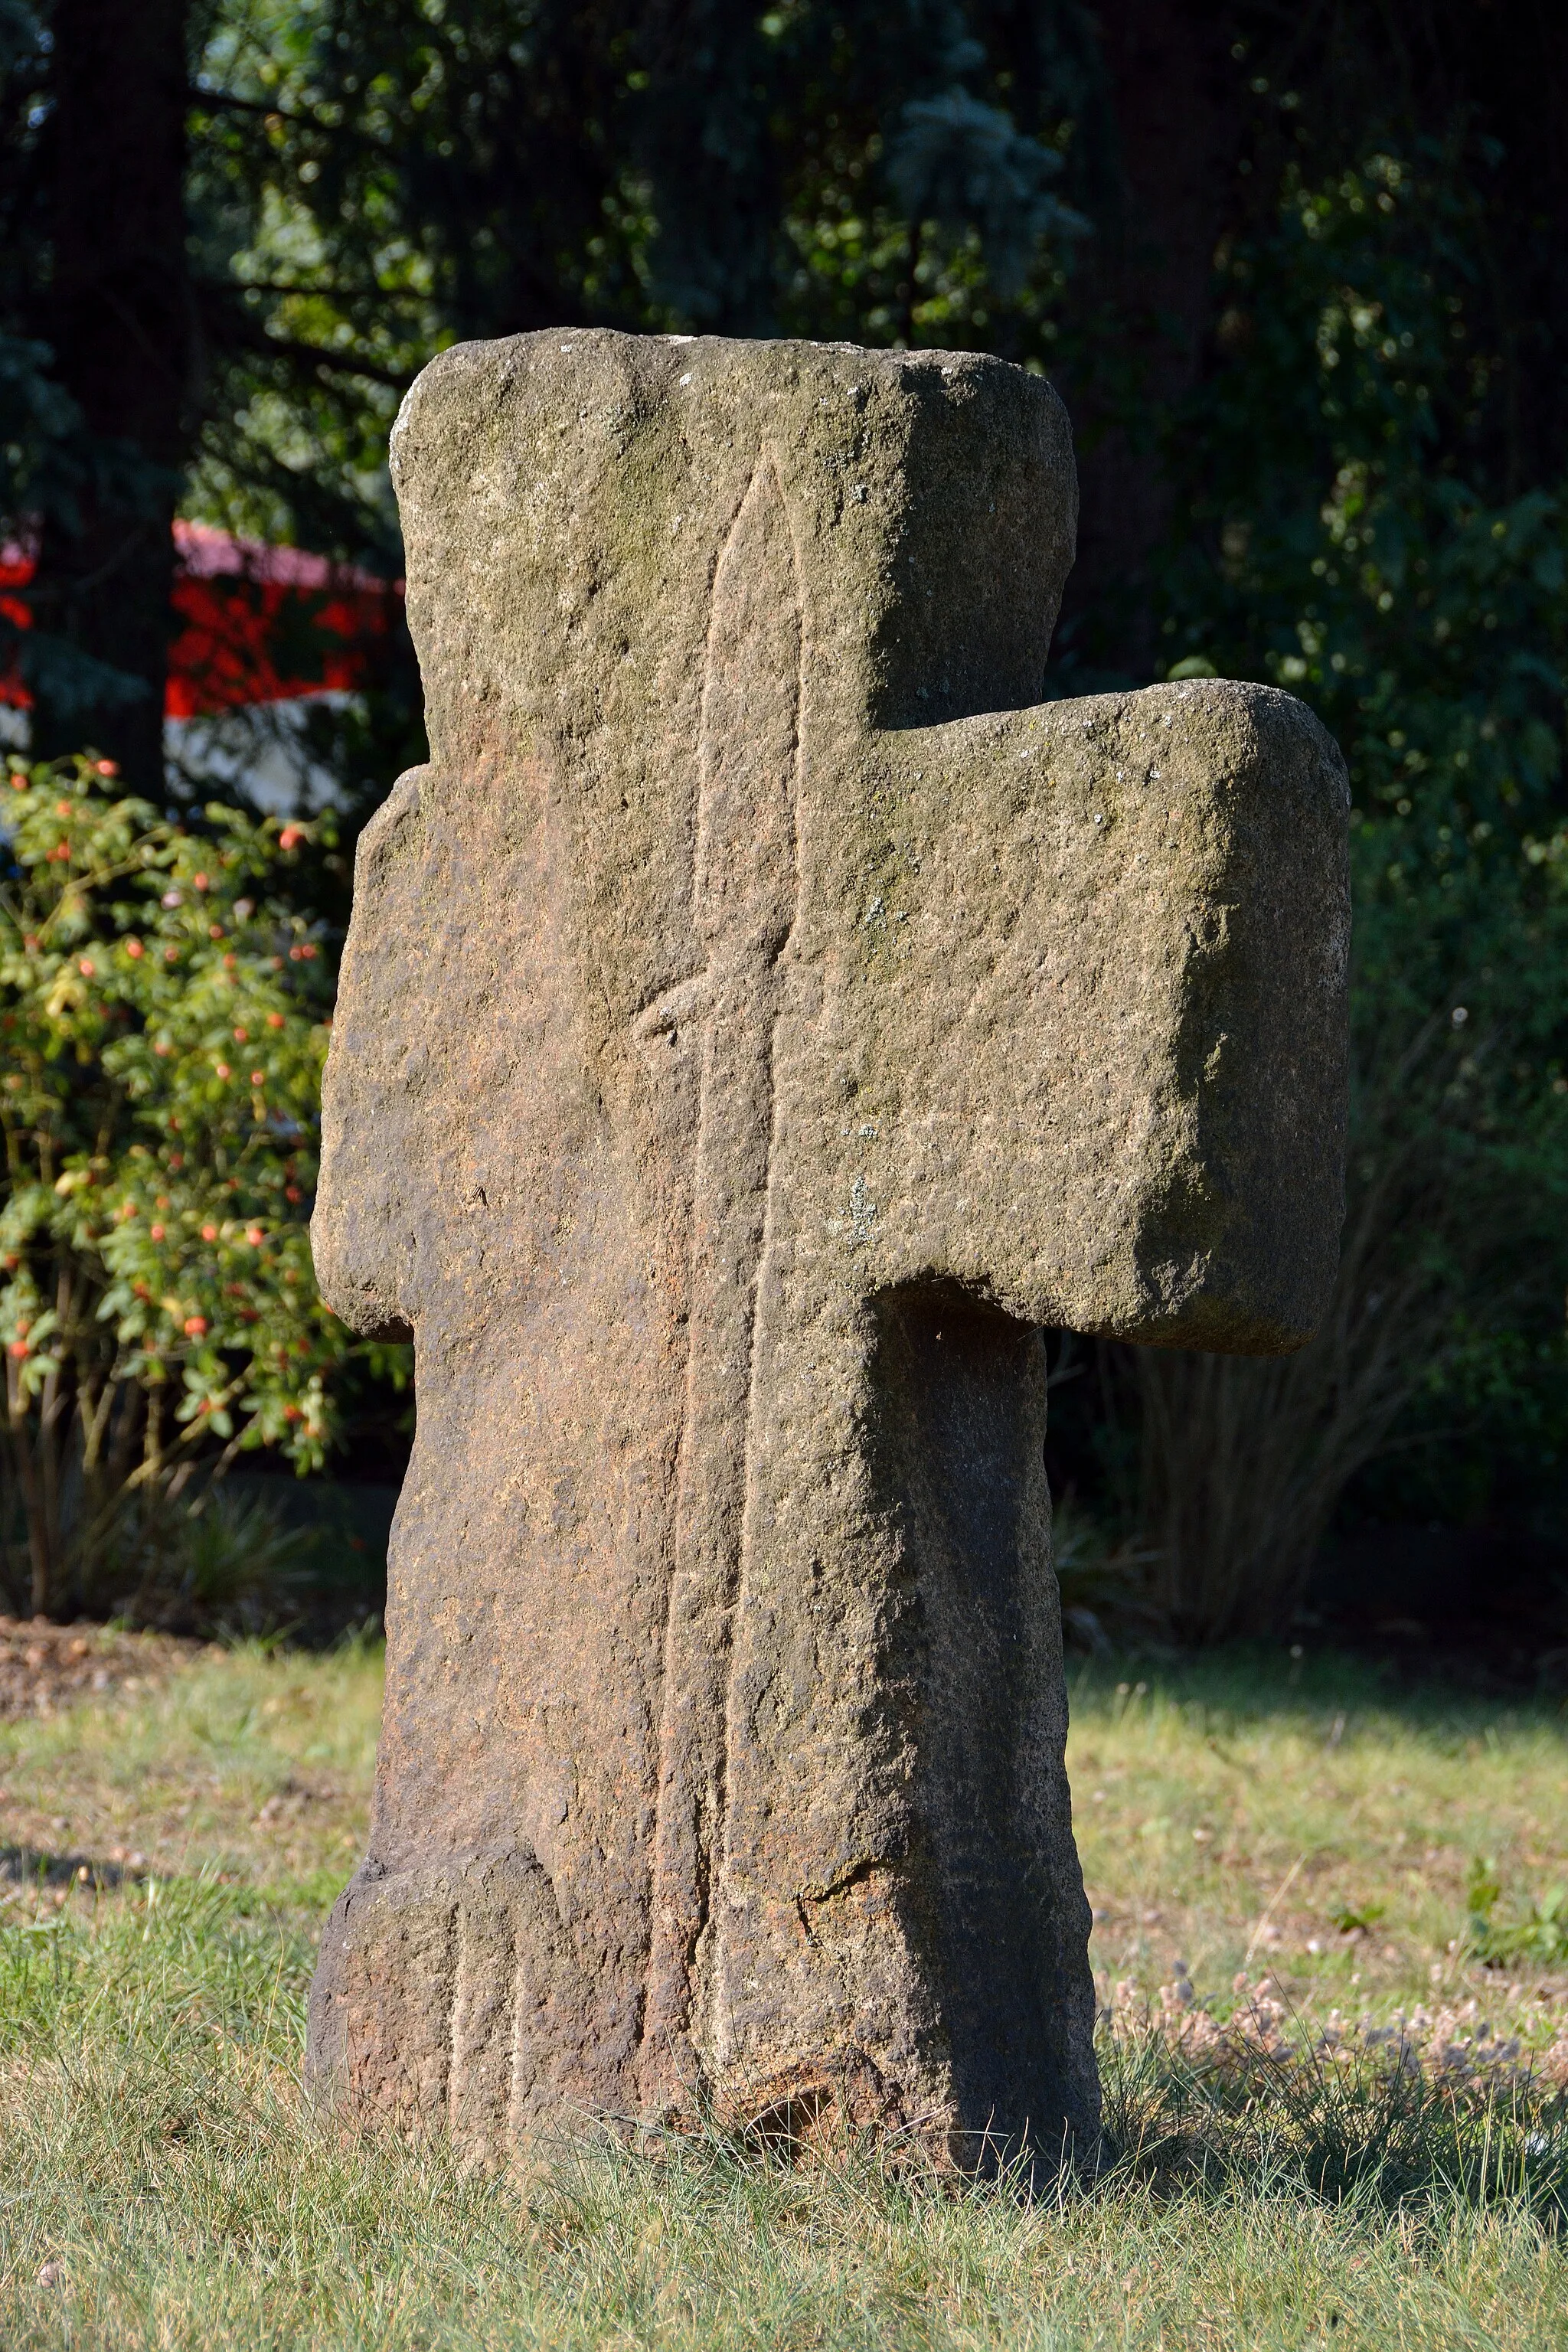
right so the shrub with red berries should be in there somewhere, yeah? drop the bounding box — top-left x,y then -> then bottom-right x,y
0,753 -> 404,1614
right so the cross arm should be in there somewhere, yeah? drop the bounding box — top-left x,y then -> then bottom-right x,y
801,676 -> 1350,1352
310,765 -> 429,1345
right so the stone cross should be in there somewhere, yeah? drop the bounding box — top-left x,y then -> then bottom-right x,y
306,332 -> 1348,2166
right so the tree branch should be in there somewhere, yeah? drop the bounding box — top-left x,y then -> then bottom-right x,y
204,302 -> 417,394
186,83 -> 318,131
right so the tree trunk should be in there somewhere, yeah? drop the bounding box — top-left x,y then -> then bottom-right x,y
1051,0 -> 1240,678
29,0 -> 191,791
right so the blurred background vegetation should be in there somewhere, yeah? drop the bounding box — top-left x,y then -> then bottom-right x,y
0,0 -> 1564,1658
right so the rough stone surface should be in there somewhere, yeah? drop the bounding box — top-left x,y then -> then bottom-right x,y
305,330 -> 1350,2167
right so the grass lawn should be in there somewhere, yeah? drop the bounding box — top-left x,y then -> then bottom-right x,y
0,1637 -> 1565,2347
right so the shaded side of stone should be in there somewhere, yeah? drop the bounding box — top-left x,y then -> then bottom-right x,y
867,1284 -> 1099,2162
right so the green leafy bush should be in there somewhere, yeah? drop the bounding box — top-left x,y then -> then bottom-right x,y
0,752 -> 404,1617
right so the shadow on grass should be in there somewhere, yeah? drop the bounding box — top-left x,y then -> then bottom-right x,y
532,2012 -> 1568,2232
0,1842 -> 146,1893
1097,2021 -> 1568,2226
1068,1642 -> 1568,1736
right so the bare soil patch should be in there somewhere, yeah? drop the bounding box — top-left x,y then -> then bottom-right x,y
0,1615 -> 209,1720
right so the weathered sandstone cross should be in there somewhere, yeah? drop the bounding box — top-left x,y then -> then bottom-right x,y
306,331 -> 1348,2164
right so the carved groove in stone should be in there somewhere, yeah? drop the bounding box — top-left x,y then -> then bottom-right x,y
636,454 -> 804,2113
449,1897 -> 518,2151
